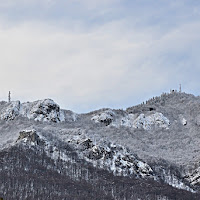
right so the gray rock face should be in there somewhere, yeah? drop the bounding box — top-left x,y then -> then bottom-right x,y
16,129 -> 41,145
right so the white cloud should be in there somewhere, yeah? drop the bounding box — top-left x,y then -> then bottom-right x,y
0,1 -> 200,112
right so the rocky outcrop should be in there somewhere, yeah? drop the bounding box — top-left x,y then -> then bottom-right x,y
75,138 -> 154,178
91,110 -> 170,130
20,99 -> 63,122
130,112 -> 170,130
16,129 -> 42,145
0,99 -> 68,123
91,109 -> 114,126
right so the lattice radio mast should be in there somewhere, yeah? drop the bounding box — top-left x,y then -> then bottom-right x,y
8,91 -> 11,102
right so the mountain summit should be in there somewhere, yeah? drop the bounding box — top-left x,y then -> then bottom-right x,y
0,91 -> 200,199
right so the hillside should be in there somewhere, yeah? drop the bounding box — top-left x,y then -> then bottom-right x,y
0,91 -> 200,199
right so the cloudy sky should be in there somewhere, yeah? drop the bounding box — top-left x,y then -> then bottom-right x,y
0,0 -> 200,113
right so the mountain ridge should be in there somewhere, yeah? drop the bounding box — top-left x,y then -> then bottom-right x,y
0,91 -> 200,199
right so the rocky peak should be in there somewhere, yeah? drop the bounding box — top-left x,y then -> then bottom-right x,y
21,99 -> 63,122
0,99 -> 66,123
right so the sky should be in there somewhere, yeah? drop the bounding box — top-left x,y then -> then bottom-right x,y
0,0 -> 200,113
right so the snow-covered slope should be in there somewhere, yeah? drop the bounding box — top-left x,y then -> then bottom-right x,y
15,129 -> 153,178
1,92 -> 200,199
13,127 -> 194,193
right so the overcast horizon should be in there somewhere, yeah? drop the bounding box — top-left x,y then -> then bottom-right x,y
0,0 -> 200,113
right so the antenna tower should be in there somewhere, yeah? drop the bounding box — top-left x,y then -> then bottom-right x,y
8,91 -> 11,102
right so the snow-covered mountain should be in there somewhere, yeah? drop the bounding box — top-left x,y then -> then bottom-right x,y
0,91 -> 200,199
